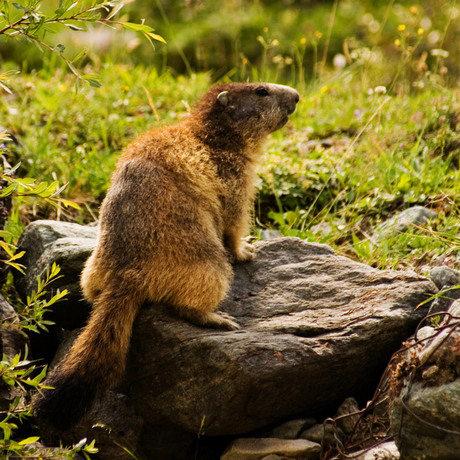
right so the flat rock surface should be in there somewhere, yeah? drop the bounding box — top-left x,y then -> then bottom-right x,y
125,237 -> 437,435
221,437 -> 321,460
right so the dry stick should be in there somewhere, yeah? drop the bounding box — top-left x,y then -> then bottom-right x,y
142,85 -> 160,123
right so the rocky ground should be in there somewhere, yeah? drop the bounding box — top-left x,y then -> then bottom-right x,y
0,214 -> 457,459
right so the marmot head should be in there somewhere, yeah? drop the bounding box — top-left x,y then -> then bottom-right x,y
193,82 -> 299,141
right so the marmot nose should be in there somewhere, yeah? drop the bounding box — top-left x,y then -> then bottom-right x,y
288,91 -> 300,114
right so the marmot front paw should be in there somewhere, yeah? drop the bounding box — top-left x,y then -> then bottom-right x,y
235,240 -> 256,262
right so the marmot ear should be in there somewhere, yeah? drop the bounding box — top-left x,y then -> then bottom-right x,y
217,91 -> 229,106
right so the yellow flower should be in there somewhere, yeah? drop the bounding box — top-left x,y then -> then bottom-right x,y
398,24 -> 406,31
263,27 -> 268,33
314,30 -> 323,39
410,6 -> 418,14
271,39 -> 279,46
394,39 -> 401,47
241,57 -> 248,65
122,86 -> 130,92
300,37 -> 307,45
417,28 -> 424,35
320,86 -> 328,93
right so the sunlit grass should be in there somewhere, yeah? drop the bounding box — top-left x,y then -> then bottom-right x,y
0,1 -> 459,272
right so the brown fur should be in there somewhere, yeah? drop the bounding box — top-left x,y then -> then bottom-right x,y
33,82 -> 299,429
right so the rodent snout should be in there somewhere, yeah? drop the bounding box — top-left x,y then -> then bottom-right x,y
287,89 -> 300,114
287,92 -> 299,115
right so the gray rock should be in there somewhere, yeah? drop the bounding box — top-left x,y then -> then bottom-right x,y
15,221 -> 437,446
335,397 -> 360,435
126,237 -> 436,435
430,266 -> 460,290
352,441 -> 400,459
376,206 -> 437,238
268,418 -> 316,439
299,423 -> 345,448
427,267 -> 460,318
0,294 -> 28,360
309,222 -> 332,236
221,438 -> 321,460
40,391 -> 144,460
14,220 -> 97,329
448,300 -> 460,318
389,319 -> 460,459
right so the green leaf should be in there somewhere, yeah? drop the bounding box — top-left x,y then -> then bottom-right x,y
18,436 -> 40,445
122,22 -> 152,32
64,23 -> 85,31
8,250 -> 25,262
72,48 -> 87,63
13,177 -> 36,186
26,181 -> 48,195
59,198 -> 81,209
146,31 -> 166,44
0,183 -> 16,197
2,374 -> 15,386
6,262 -> 25,273
12,3 -> 26,11
82,74 -> 102,88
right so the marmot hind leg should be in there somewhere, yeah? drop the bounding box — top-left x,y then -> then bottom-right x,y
80,253 -> 103,303
166,260 -> 239,330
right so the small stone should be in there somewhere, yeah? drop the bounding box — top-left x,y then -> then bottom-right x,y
268,418 -> 316,439
260,229 -> 282,240
309,222 -> 332,236
422,364 -> 439,381
352,441 -> 400,459
376,206 -> 437,239
335,397 -> 360,435
221,438 -> 321,460
429,266 -> 460,290
300,423 -> 345,448
448,300 -> 460,317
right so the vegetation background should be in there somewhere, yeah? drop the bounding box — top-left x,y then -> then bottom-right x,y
0,0 -> 459,457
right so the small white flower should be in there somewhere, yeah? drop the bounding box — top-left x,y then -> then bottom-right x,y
374,85 -> 387,94
333,53 -> 347,70
431,49 -> 449,58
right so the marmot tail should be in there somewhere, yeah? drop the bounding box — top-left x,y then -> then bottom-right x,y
32,288 -> 141,430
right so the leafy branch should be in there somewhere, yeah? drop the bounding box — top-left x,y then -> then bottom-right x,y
0,263 -> 97,459
0,0 -> 165,86
0,168 -> 81,210
1,262 -> 67,332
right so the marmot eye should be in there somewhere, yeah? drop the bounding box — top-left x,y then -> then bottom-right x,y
255,87 -> 269,97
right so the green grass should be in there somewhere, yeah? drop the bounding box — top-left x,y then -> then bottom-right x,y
2,62 -> 459,272
1,0 -> 459,274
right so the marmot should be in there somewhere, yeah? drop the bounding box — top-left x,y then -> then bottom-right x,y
33,82 -> 299,429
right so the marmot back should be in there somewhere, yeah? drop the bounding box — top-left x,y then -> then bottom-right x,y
33,82 -> 299,430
